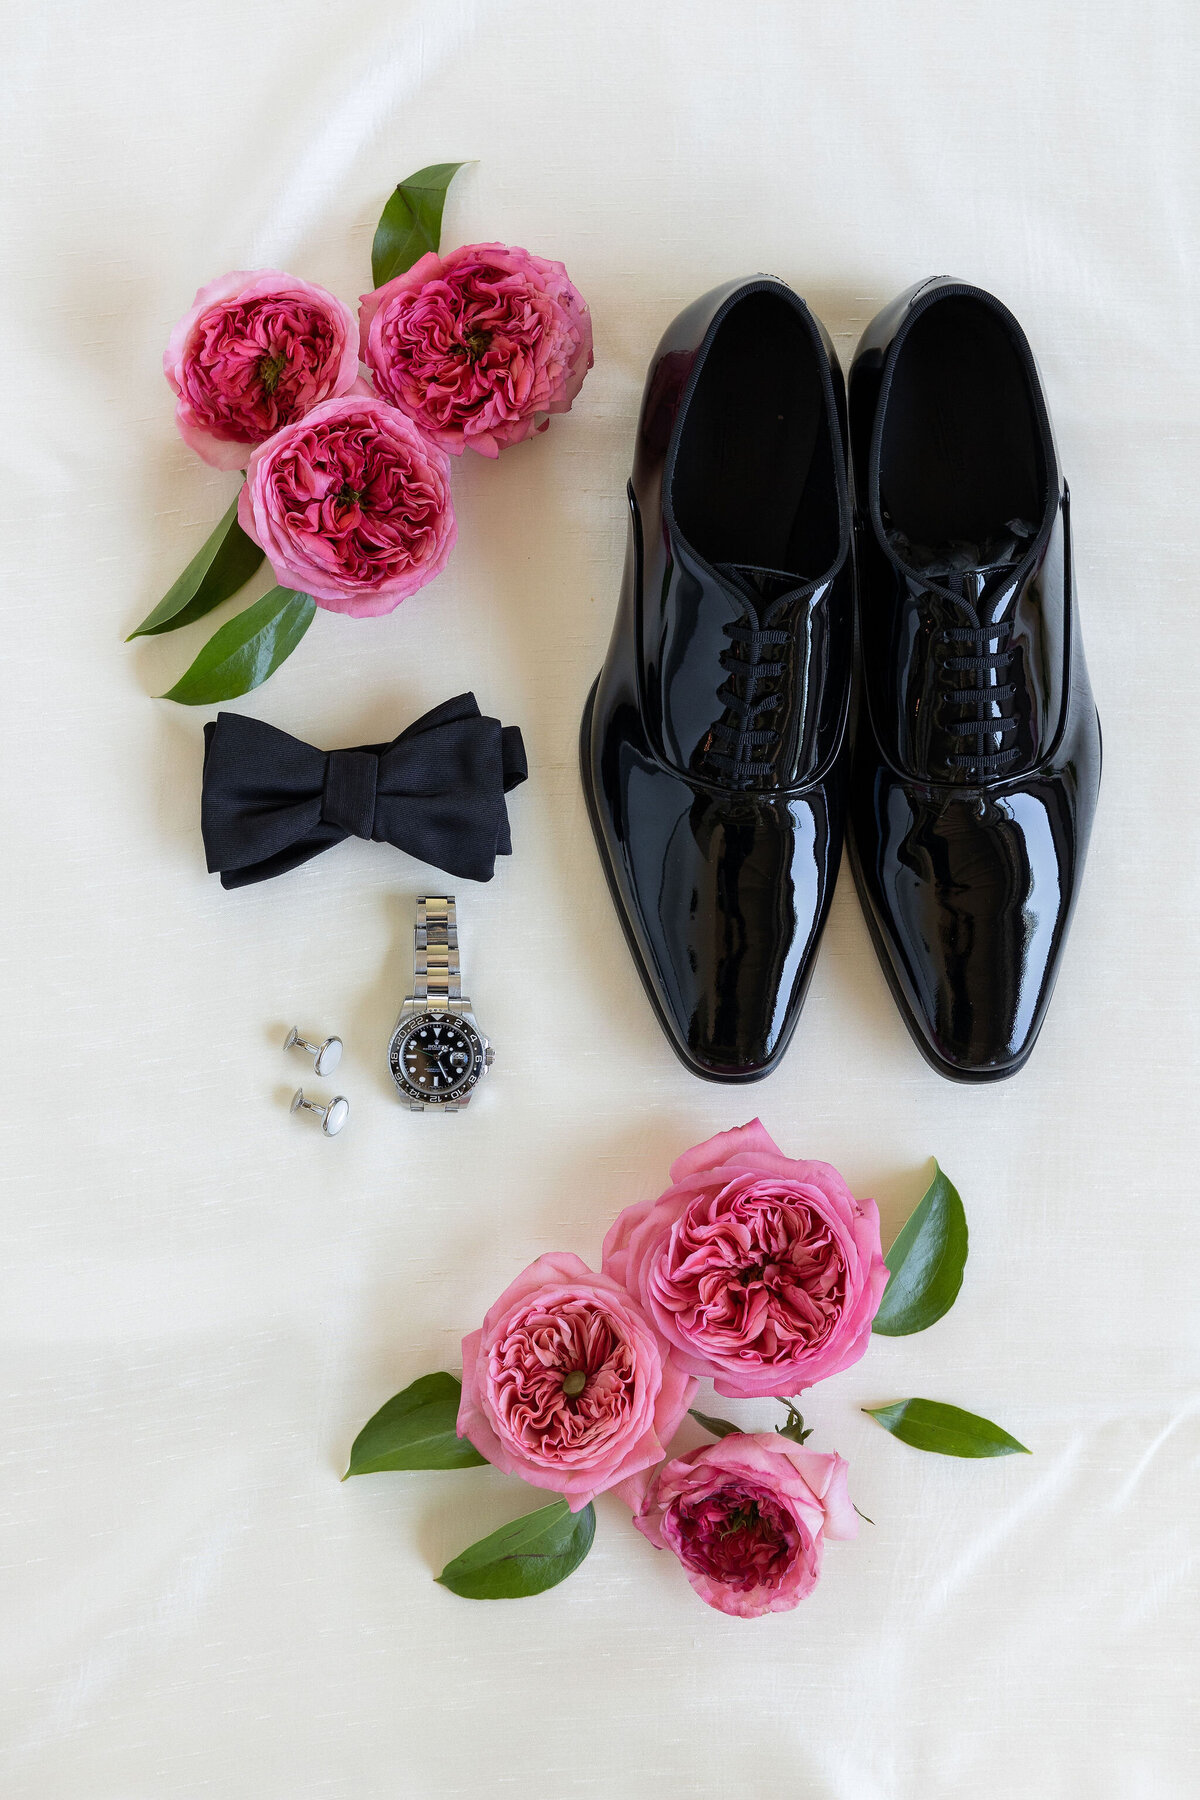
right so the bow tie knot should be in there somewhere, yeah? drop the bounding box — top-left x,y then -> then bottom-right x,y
201,693 -> 527,889
322,748 -> 379,840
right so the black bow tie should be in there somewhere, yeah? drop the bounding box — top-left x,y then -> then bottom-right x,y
201,694 -> 528,888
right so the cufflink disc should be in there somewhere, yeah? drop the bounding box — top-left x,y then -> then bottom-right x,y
290,1087 -> 350,1137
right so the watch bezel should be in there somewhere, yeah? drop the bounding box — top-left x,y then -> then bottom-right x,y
387,1010 -> 485,1105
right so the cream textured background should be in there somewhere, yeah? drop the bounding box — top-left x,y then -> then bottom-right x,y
1,2 -> 1197,1795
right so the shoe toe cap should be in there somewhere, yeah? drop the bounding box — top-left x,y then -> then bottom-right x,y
854,776 -> 1087,1082
586,710 -> 842,1082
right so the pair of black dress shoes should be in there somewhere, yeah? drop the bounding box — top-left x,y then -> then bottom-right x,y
581,276 -> 1101,1083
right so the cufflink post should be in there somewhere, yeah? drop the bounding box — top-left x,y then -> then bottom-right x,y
289,1087 -> 350,1137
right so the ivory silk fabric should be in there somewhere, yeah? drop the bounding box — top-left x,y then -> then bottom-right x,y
1,3 -> 1197,1795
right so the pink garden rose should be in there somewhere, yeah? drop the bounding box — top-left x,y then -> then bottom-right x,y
164,271 -> 359,470
360,242 -> 593,457
237,394 -> 456,616
618,1434 -> 856,1618
457,1251 -> 695,1511
602,1120 -> 887,1400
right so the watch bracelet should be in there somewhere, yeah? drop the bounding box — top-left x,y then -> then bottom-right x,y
392,895 -> 484,1113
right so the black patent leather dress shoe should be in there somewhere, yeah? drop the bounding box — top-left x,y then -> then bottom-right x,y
581,278 -> 853,1081
847,278 -> 1101,1081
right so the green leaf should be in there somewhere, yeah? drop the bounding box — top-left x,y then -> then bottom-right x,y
689,1408 -> 742,1440
872,1160 -> 968,1336
127,495 -> 264,638
344,1373 -> 486,1477
863,1399 -> 1029,1458
436,1499 -> 596,1600
158,587 -> 315,705
372,162 -> 467,287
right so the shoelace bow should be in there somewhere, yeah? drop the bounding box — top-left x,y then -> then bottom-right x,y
703,570 -> 799,784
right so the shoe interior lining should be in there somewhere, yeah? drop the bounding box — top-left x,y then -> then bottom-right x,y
878,296 -> 1044,564
671,290 -> 839,580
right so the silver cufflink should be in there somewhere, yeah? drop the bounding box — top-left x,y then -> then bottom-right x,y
290,1087 -> 350,1137
283,1026 -> 343,1077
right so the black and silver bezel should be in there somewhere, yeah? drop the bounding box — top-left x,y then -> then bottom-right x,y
387,1011 -> 486,1106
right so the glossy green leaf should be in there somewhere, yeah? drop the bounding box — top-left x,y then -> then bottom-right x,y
372,162 -> 467,287
127,495 -> 264,638
872,1160 -> 968,1335
158,587 -> 315,705
436,1499 -> 596,1600
344,1373 -> 486,1477
689,1408 -> 742,1440
863,1399 -> 1029,1458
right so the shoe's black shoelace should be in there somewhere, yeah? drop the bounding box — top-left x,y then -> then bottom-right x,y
885,515 -> 1034,780
702,565 -> 800,785
937,619 -> 1020,774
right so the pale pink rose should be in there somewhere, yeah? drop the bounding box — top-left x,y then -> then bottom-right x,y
164,271 -> 359,470
457,1251 -> 696,1511
237,394 -> 456,616
618,1434 -> 856,1619
360,242 -> 593,458
602,1120 -> 887,1400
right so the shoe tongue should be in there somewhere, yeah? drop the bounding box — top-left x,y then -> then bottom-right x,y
886,517 -> 1038,612
881,522 -> 1043,626
716,560 -> 805,607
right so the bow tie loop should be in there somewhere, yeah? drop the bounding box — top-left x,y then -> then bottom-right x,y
322,748 -> 380,840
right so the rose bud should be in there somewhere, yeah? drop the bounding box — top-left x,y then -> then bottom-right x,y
618,1434 -> 857,1618
457,1252 -> 695,1510
164,271 -> 360,470
359,242 -> 593,458
602,1120 -> 887,1400
237,394 -> 456,616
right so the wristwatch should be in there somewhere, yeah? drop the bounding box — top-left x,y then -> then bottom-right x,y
386,895 -> 495,1113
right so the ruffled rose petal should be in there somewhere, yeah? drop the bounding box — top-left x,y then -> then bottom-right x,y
165,270 -> 359,469
457,1252 -> 695,1511
625,1434 -> 855,1618
602,1120 -> 886,1399
238,394 -> 456,616
667,1118 -> 783,1185
360,242 -> 592,457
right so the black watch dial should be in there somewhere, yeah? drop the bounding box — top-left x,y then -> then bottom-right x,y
389,1013 -> 484,1104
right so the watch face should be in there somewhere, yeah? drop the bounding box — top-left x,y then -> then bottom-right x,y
388,1013 -> 485,1105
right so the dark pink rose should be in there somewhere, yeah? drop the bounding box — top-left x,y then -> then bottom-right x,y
237,394 -> 456,616
457,1251 -> 696,1510
164,271 -> 359,470
602,1120 -> 887,1400
618,1434 -> 856,1618
359,242 -> 593,458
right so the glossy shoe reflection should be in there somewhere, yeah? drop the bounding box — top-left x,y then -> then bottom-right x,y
581,278 -> 853,1080
847,279 -> 1102,1080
